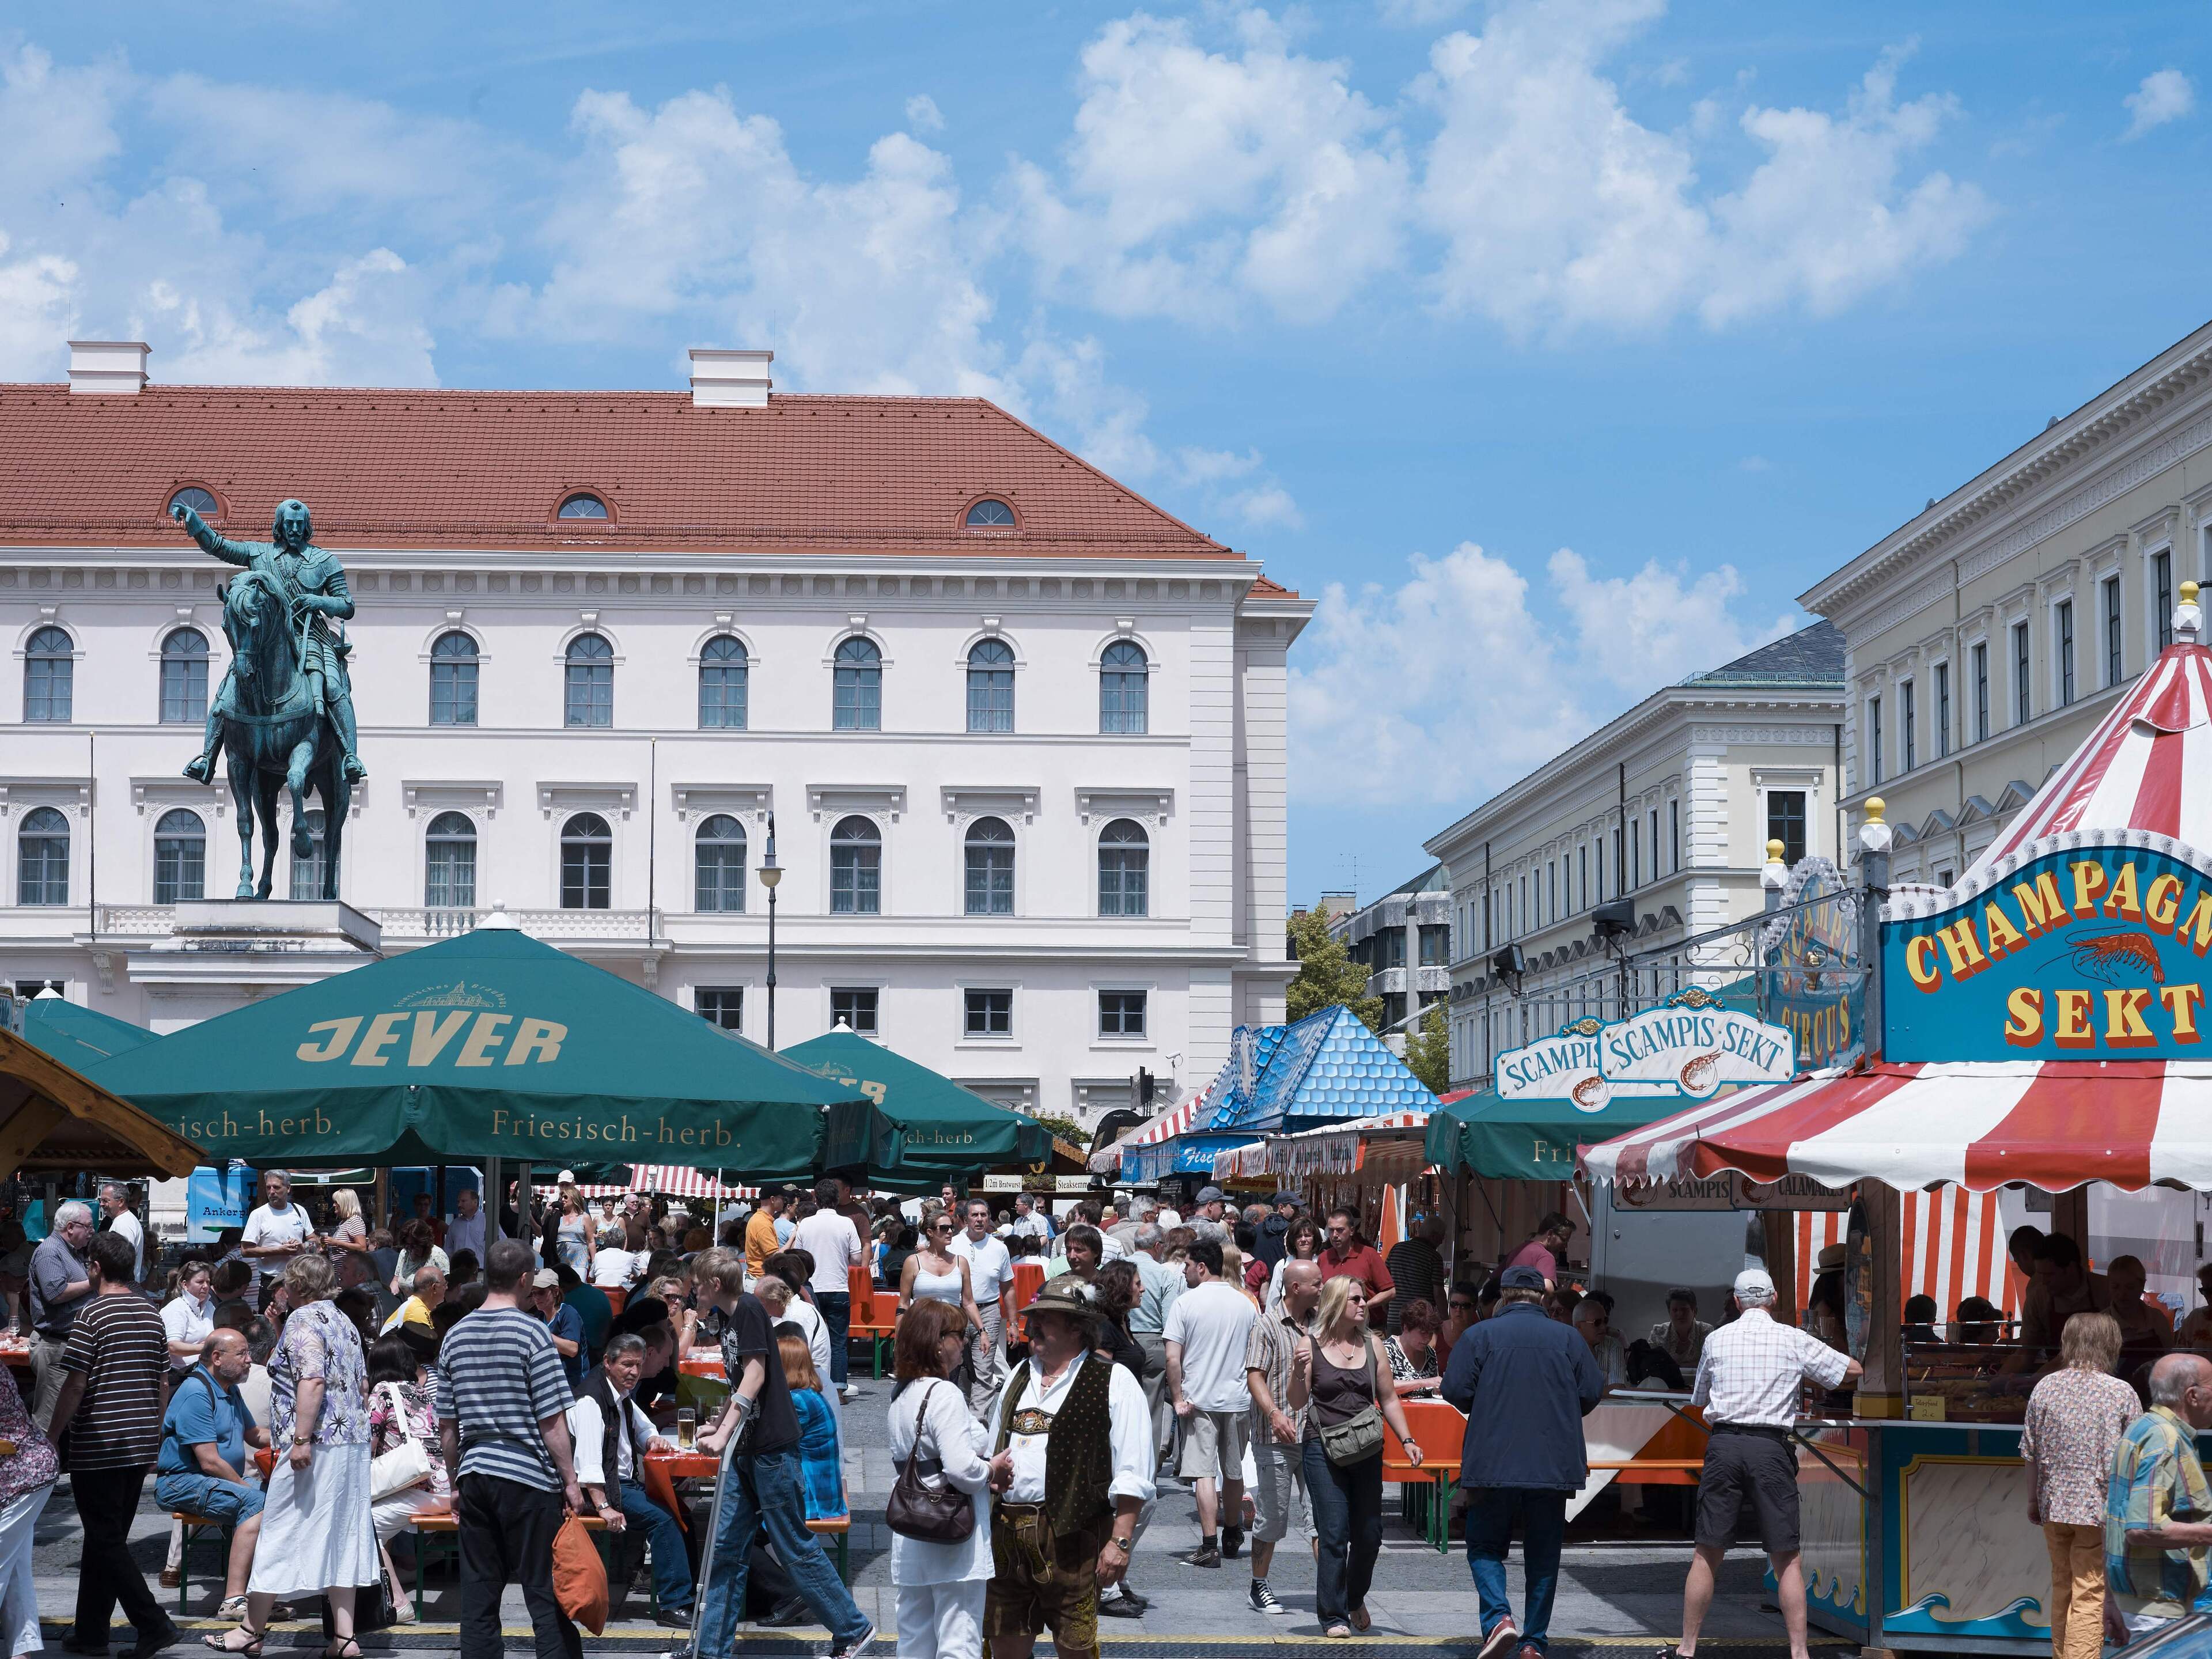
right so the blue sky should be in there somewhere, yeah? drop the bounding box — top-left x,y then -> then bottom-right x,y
5,2 -> 2207,904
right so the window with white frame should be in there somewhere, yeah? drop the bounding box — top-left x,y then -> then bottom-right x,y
1868,695 -> 1884,785
1900,679 -> 1916,773
23,627 -> 71,723
2103,575 -> 2123,686
2012,622 -> 2031,725
17,809 -> 67,906
965,639 -> 1015,733
1972,642 -> 1989,743
963,817 -> 1015,915
1099,989 -> 1147,1038
831,987 -> 878,1034
2055,601 -> 2075,706
430,631 -> 479,726
160,630 -> 210,724
289,810 -> 327,900
695,815 -> 747,912
154,809 -> 205,903
426,812 -> 476,908
1099,641 -> 1148,734
560,813 -> 612,909
2154,550 -> 2175,652
830,816 -> 881,914
964,988 -> 1012,1038
696,987 -> 744,1031
1097,819 -> 1149,916
1934,662 -> 1950,759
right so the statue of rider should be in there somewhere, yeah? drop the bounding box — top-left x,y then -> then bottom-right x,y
169,497 -> 368,785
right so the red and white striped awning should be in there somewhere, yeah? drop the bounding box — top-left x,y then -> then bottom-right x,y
575,1165 -> 758,1202
1964,638 -> 2212,883
1791,1192 -> 2020,1324
1215,1111 -> 1432,1180
1090,1079 -> 1219,1176
1581,1060 -> 2212,1194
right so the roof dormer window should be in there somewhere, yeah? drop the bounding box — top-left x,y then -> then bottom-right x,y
964,498 -> 1015,529
168,486 -> 219,520
559,492 -> 609,520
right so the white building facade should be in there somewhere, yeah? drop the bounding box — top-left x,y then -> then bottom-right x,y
1327,864 -> 1452,1047
1424,626 -> 1846,1090
1804,317 -> 2212,881
0,343 -> 1310,1130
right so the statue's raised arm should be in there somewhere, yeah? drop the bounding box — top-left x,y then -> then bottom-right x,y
169,501 -> 254,570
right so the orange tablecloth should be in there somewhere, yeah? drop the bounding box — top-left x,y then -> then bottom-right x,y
642,1446 -> 718,1533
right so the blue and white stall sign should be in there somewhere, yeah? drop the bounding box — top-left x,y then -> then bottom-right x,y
1494,988 -> 1798,1112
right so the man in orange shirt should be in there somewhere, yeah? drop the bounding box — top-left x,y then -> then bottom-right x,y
744,1191 -> 789,1283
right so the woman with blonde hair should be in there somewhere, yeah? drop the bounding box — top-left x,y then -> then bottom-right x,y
320,1190 -> 371,1260
886,1299 -> 991,1659
214,1252 -> 377,1657
1290,1275 -> 1423,1639
2021,1311 -> 2137,1659
552,1182 -> 594,1277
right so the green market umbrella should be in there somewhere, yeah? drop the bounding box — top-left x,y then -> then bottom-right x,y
83,924 -> 861,1176
18,996 -> 158,1074
1423,1089 -> 1688,1181
788,1028 -> 1054,1190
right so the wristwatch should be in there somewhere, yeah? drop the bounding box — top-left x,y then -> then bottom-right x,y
1104,1535 -> 1132,1552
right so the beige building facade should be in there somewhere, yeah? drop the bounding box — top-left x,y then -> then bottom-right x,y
1424,625 -> 1845,1091
1804,319 -> 2212,881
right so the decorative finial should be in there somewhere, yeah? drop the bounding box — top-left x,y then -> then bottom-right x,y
477,903 -> 520,931
1859,797 -> 1892,855
2179,581 -> 2203,647
1760,838 -> 1790,892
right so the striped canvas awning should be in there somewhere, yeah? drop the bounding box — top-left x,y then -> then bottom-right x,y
1581,1060 -> 2212,1193
576,1165 -> 758,1202
1962,636 -> 2212,884
1791,1191 -> 2020,1325
1218,1111 -> 1432,1180
1092,1077 -> 1220,1176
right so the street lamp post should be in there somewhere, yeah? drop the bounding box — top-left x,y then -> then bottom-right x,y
758,812 -> 781,1050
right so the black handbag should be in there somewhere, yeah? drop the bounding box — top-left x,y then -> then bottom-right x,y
884,1382 -> 976,1545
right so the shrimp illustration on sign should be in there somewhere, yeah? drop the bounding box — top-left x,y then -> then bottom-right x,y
2063,929 -> 2164,985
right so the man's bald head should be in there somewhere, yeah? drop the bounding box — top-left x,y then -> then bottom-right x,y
2152,1351 -> 2212,1423
202,1327 -> 252,1382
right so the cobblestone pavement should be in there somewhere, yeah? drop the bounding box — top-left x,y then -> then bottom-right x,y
33,1375 -> 1811,1654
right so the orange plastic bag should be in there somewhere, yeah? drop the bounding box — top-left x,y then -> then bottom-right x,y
551,1515 -> 608,1634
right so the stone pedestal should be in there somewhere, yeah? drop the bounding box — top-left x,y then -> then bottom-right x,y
128,900 -> 382,1007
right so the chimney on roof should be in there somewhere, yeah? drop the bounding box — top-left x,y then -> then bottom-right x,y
688,348 -> 772,409
67,340 -> 150,395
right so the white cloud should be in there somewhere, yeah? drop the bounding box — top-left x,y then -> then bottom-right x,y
2124,69 -> 2194,139
1416,4 -> 1988,332
1378,0 -> 1471,26
904,93 -> 944,133
1287,540 -> 1793,804
1009,9 -> 1409,324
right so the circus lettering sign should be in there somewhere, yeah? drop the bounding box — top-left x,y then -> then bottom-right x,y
1884,842 -> 2212,1062
1494,987 -> 1800,1112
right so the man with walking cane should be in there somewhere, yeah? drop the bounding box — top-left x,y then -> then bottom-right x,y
672,1255 -> 876,1659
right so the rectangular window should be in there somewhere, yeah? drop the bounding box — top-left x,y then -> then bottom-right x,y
830,987 -> 878,1034
1546,861 -> 1555,923
1934,663 -> 1950,759
1483,890 -> 1492,949
1099,990 -> 1147,1037
2104,577 -> 2123,685
2056,601 -> 2075,706
963,989 -> 1013,1038
2013,622 -> 2031,725
1972,642 -> 1989,743
1670,801 -> 1680,873
1418,924 -> 1450,965
1628,819 -> 1639,889
695,988 -> 744,1032
1518,876 -> 1527,934
2156,550 -> 2175,652
1649,809 -> 1659,880
1597,839 -> 1606,902
1580,845 -> 1589,911
1374,929 -> 1406,969
1380,992 -> 1407,1029
1868,696 -> 1884,785
1768,790 -> 1808,866
1900,680 -> 1916,773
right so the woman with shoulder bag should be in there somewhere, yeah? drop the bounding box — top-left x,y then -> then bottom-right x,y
365,1337 -> 450,1626
886,1300 -> 993,1659
1290,1277 -> 1422,1639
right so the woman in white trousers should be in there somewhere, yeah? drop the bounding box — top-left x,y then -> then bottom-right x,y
887,1300 -> 994,1658
0,1358 -> 55,1654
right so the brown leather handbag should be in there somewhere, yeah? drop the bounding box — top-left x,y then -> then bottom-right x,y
885,1381 -> 977,1544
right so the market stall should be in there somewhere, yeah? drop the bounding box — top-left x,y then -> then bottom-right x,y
1584,584 -> 2212,1656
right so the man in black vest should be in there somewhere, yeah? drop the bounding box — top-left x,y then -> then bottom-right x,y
985,1277 -> 1156,1659
567,1332 -> 691,1627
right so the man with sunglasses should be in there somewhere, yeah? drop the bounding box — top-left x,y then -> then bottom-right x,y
951,1199 -> 1014,1416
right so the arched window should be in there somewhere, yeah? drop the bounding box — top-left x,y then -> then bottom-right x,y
695,815 -> 747,912
558,492 -> 608,519
964,498 -> 1016,529
699,635 -> 748,730
289,809 -> 328,900
966,638 -> 1015,733
23,626 -> 73,723
560,812 -> 611,910
564,633 -> 613,728
829,816 -> 881,915
168,486 -> 219,519
832,637 -> 881,731
426,812 -> 477,909
1100,639 -> 1148,734
160,629 -> 210,724
1098,819 -> 1150,916
430,631 -> 479,726
154,809 -> 206,904
963,816 -> 1015,915
17,808 -> 67,907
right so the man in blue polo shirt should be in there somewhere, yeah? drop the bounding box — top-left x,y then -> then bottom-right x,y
154,1328 -> 269,1618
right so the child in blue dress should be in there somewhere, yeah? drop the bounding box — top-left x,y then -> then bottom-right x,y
778,1329 -> 848,1521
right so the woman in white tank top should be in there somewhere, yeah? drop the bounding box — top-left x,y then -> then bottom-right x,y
899,1210 -> 984,1338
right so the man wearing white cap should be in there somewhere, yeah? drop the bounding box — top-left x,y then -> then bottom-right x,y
1660,1268 -> 1859,1659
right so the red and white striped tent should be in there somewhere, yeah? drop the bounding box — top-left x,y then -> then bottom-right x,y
1090,1074 -> 1221,1177
575,1165 -> 757,1203
1791,1192 -> 2022,1324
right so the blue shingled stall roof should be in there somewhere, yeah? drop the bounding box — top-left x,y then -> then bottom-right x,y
1205,1003 -> 1438,1137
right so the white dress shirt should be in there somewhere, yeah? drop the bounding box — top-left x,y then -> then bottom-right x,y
888,1378 -> 994,1586
793,1211 -> 864,1294
161,1288 -> 214,1372
567,1387 -> 665,1487
1691,1307 -> 1851,1427
996,1353 -> 1156,1506
444,1209 -> 496,1262
949,1230 -> 1014,1298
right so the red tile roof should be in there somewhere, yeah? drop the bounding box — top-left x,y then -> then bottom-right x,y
0,384 -> 1249,565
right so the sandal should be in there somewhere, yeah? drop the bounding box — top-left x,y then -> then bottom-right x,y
323,1641 -> 362,1659
202,1633 -> 262,1657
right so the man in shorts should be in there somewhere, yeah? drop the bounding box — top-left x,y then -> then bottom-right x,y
1165,1237 -> 1257,1567
153,1329 -> 270,1619
1661,1268 -> 1859,1659
1243,1258 -> 1321,1613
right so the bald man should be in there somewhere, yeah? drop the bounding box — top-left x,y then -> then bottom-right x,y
2110,1352 -> 2212,1639
154,1330 -> 270,1613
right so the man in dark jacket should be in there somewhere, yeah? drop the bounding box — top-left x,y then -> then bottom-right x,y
1442,1264 -> 1607,1659
1253,1193 -> 1300,1271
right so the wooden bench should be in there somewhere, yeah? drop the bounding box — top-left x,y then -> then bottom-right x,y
1381,1399 -> 1467,1554
846,1266 -> 896,1377
808,1514 -> 851,1583
408,1509 -> 608,1620
169,1510 -> 232,1614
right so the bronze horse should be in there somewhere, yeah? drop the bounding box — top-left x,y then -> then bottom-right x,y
218,567 -> 351,899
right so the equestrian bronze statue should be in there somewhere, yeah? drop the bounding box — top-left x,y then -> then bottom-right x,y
169,498 -> 364,899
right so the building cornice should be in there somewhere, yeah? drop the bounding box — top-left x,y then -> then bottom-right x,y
1801,317 -> 2212,621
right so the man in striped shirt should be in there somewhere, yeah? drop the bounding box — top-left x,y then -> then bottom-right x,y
436,1237 -> 585,1659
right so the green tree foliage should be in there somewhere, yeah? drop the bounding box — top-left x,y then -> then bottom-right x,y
1403,1002 -> 1451,1095
1029,1111 -> 1085,1147
1285,908 -> 1384,1033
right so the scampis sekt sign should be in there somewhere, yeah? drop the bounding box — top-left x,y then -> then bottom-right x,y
1884,838 -> 2212,1060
